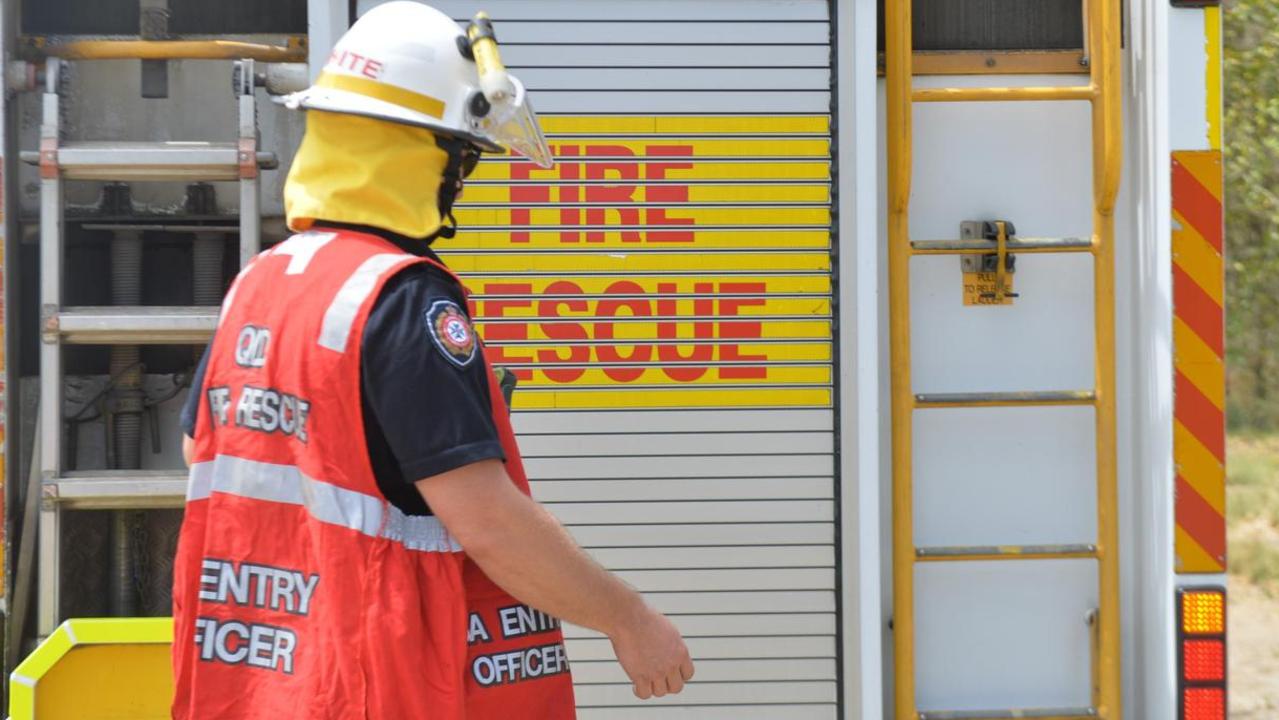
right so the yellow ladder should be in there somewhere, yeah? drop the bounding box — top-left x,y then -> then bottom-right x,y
885,1 -> 1123,718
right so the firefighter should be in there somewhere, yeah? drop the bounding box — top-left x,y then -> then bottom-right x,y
172,3 -> 693,718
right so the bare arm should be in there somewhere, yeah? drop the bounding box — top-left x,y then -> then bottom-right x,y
417,460 -> 694,698
183,434 -> 195,467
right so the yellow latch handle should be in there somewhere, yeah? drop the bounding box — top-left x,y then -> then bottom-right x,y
995,220 -> 1009,300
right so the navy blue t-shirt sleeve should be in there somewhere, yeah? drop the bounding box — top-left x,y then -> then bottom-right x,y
361,265 -> 505,482
180,342 -> 213,438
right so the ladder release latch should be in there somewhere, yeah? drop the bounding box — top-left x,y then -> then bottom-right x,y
960,219 -> 1019,305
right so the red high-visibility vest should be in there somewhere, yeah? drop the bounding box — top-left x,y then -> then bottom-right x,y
173,228 -> 577,719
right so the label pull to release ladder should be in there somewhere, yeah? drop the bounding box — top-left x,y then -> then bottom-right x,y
960,220 -> 1018,306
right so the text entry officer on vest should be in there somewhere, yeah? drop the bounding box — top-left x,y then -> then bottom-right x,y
171,5 -> 694,718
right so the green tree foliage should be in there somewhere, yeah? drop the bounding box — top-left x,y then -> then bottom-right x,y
1225,0 -> 1279,429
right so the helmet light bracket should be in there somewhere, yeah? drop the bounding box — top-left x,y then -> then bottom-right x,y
455,34 -> 475,61
469,92 -> 491,119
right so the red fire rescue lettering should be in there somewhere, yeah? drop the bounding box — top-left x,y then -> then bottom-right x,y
478,281 -> 768,383
509,145 -> 695,243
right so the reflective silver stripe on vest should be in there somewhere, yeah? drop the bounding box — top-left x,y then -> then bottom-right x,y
272,231 -> 336,275
318,253 -> 415,352
188,456 -> 461,553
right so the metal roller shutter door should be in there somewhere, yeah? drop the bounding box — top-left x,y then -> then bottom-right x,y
362,1 -> 837,715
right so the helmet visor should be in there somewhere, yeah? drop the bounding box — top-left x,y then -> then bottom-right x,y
477,77 -> 553,169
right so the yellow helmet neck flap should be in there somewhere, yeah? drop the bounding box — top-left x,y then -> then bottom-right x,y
285,111 -> 462,242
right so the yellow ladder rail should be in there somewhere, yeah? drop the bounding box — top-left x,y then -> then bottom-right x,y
885,0 -> 1123,717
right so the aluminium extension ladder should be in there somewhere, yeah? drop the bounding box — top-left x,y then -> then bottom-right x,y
32,57 -> 269,637
885,1 -> 1123,719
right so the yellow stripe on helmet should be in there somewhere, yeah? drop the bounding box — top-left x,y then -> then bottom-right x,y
316,71 -> 447,120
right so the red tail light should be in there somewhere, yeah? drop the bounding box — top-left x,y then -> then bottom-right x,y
1182,687 -> 1225,720
1178,587 -> 1227,720
1182,639 -> 1225,682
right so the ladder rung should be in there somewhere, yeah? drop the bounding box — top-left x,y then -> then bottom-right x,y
916,544 -> 1098,562
912,85 -> 1096,103
81,223 -> 238,234
21,141 -> 277,182
49,470 -> 187,510
919,709 -> 1097,720
911,237 -> 1093,255
914,391 -> 1096,409
54,306 -> 218,345
41,39 -> 305,63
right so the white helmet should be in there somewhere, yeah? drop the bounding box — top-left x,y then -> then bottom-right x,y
282,1 -> 552,168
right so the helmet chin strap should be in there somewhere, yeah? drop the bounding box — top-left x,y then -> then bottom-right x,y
424,135 -> 474,244
434,212 -> 458,241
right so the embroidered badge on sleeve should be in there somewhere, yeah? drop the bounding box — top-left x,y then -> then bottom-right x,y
425,299 -> 479,368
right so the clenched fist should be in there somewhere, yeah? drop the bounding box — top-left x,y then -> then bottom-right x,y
609,605 -> 695,699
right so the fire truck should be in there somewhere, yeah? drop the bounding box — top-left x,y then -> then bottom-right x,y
0,0 -> 1228,718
